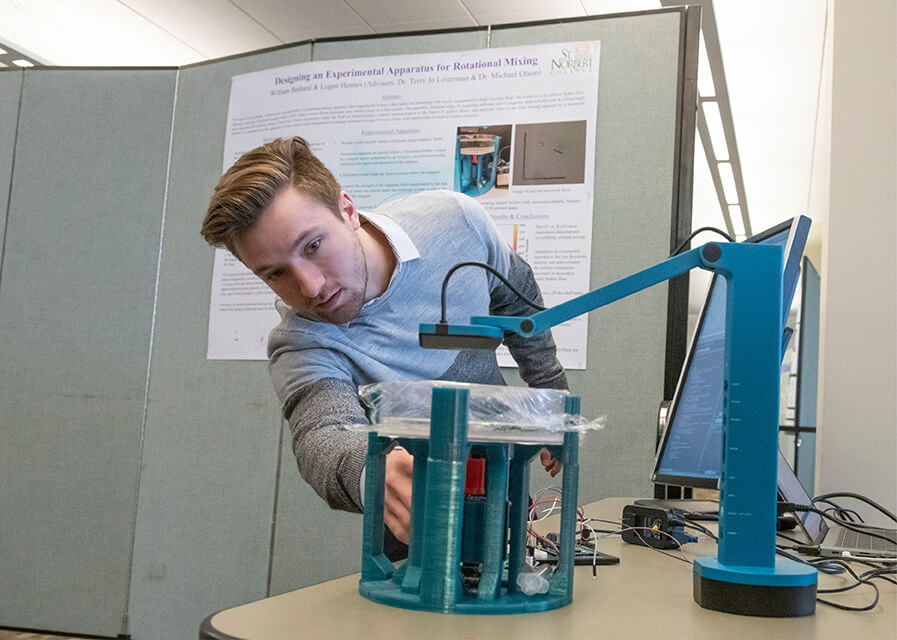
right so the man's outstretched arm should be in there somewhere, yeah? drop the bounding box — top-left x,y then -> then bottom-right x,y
285,377 -> 414,542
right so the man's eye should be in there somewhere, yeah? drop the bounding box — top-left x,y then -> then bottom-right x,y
266,269 -> 283,281
306,239 -> 321,255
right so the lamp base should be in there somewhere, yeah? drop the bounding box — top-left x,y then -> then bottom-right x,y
693,557 -> 817,617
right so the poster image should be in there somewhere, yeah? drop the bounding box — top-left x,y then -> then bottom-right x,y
208,41 -> 601,369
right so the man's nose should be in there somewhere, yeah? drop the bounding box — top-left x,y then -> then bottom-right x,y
293,265 -> 325,299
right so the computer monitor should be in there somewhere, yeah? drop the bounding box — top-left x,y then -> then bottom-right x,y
649,216 -> 812,490
792,256 -> 820,494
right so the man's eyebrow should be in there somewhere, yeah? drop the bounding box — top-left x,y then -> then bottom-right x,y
252,228 -> 319,275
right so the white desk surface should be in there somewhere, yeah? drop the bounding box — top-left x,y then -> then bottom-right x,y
203,498 -> 896,640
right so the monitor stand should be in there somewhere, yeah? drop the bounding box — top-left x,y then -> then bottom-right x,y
633,498 -> 719,521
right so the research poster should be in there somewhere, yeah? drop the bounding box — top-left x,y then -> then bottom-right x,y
207,40 -> 601,368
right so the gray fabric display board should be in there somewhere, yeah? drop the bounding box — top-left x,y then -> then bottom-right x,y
0,71 -> 19,254
0,8 -> 698,639
0,68 -> 178,636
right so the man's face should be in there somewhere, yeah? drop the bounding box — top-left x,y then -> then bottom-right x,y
233,187 -> 368,324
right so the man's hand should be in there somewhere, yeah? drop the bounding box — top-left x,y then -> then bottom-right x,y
383,447 -> 414,544
383,446 -> 558,543
539,447 -> 562,477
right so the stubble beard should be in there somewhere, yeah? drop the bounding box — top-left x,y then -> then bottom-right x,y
314,233 -> 368,325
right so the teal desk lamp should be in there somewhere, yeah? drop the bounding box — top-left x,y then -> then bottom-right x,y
419,241 -> 818,617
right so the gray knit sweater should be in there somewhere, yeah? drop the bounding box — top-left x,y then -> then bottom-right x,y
267,190 -> 567,513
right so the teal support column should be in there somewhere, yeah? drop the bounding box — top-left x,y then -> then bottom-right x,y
419,387 -> 470,610
477,445 -> 510,600
400,439 -> 429,594
506,445 -> 537,594
551,397 -> 581,599
716,243 -> 781,566
361,433 -> 396,582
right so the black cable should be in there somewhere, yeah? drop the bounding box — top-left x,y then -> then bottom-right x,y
815,498 -> 864,523
776,547 -> 843,575
813,505 -> 893,533
775,548 -> 883,611
681,519 -> 717,541
806,556 -> 854,575
439,261 -> 544,323
821,506 -> 865,524
820,512 -> 895,533
777,550 -> 892,612
816,561 -> 882,611
626,528 -> 692,565
817,585 -> 881,611
667,505 -> 719,521
860,565 -> 897,586
671,226 -> 735,256
778,503 -> 897,546
812,492 -> 897,523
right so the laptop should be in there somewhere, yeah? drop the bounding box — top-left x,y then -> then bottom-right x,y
777,451 -> 897,559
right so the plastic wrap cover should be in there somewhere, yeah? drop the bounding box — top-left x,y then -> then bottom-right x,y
355,381 -> 605,444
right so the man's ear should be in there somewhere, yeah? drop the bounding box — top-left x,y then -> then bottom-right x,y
338,191 -> 360,229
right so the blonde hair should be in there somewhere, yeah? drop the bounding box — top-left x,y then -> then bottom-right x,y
201,137 -> 341,253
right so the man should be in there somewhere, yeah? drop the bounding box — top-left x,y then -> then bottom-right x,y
201,137 -> 567,557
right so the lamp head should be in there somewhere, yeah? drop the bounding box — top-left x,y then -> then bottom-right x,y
419,322 -> 503,351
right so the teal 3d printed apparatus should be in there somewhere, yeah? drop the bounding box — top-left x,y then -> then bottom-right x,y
454,129 -> 501,197
357,381 -> 589,613
418,241 -> 818,617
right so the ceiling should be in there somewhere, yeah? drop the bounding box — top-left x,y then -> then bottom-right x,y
0,0 -> 828,292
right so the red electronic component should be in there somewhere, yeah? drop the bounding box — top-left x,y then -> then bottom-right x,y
465,457 -> 486,496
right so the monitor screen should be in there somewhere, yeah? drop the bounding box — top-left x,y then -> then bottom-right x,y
650,216 -> 812,489
793,256 -> 821,494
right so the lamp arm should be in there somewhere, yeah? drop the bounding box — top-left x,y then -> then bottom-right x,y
470,244 -> 714,337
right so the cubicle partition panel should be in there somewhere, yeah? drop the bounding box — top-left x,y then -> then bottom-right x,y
0,8 -> 697,640
0,68 -> 177,636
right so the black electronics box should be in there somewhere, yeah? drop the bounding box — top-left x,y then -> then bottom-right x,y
621,504 -> 684,550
